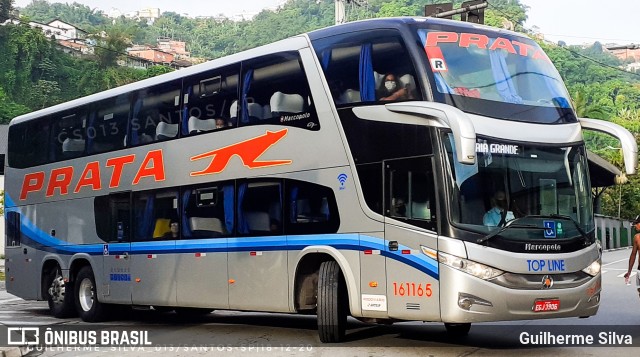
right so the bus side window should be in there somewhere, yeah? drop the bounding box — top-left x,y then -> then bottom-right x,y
238,181 -> 282,236
51,110 -> 87,161
183,65 -> 240,135
5,211 -> 21,247
240,52 -> 320,131
8,117 -> 51,168
89,94 -> 129,154
313,29 -> 420,106
285,180 -> 340,235
385,156 -> 437,231
182,184 -> 235,238
130,80 -> 182,146
133,190 -> 180,241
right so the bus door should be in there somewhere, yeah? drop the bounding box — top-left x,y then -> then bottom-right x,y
384,157 -> 440,321
5,210 -> 39,299
101,192 -> 132,305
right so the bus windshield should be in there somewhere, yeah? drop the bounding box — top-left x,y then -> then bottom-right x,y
443,133 -> 594,242
416,25 -> 576,124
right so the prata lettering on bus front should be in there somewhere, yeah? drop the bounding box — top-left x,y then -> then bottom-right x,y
424,31 -> 550,61
18,130 -> 292,200
527,259 -> 566,272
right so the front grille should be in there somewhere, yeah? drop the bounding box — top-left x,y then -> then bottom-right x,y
490,271 -> 592,290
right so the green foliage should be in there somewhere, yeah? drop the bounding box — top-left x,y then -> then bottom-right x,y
0,190 -> 3,216
20,0 -> 108,30
0,87 -> 30,123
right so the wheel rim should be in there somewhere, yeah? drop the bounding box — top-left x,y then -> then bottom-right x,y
48,275 -> 66,304
78,278 -> 94,312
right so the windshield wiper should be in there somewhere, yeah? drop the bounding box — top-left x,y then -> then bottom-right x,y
477,220 -> 544,244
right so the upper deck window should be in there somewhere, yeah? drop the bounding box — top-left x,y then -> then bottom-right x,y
415,25 -> 576,123
239,52 -> 320,131
312,29 -> 421,106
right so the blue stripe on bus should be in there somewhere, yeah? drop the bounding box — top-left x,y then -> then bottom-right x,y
7,194 -> 438,279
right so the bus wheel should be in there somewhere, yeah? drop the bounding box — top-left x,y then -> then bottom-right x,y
45,267 -> 75,318
174,307 -> 213,316
444,323 -> 471,337
317,260 -> 347,343
75,266 -> 108,322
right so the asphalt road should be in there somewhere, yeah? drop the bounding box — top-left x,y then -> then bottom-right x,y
0,249 -> 639,356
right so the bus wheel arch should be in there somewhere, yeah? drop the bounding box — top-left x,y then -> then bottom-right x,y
41,259 -> 76,318
293,247 -> 358,315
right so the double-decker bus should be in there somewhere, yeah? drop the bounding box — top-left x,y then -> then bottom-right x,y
4,17 -> 637,342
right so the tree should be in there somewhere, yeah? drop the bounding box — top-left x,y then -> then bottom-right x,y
0,190 -> 4,216
92,27 -> 133,68
0,0 -> 13,23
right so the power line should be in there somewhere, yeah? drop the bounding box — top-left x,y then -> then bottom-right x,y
485,0 -> 640,79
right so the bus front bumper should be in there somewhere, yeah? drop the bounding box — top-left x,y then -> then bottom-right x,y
438,265 -> 601,323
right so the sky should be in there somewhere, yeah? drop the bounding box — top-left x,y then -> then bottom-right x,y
519,0 -> 639,45
12,0 -> 640,45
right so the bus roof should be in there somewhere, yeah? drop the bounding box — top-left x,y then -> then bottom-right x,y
307,16 -> 528,41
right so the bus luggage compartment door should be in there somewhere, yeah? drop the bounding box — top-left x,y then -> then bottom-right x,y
384,224 -> 440,321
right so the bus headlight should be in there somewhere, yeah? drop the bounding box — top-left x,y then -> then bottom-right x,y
582,259 -> 601,277
438,252 -> 503,280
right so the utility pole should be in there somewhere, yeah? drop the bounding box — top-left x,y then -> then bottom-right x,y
335,0 -> 368,25
335,0 -> 346,25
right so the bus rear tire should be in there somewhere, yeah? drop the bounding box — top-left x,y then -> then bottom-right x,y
45,267 -> 76,318
444,322 -> 471,337
317,260 -> 347,343
75,266 -> 108,322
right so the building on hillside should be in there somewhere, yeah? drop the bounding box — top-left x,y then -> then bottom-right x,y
118,7 -> 161,25
606,44 -> 640,63
29,19 -> 88,41
57,39 -> 94,56
127,47 -> 175,65
157,37 -> 191,59
138,8 -> 161,24
117,54 -> 153,70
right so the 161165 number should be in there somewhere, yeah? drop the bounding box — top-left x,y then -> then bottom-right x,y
392,282 -> 432,297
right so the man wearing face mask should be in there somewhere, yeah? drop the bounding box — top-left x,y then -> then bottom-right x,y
378,73 -> 409,101
483,190 -> 515,227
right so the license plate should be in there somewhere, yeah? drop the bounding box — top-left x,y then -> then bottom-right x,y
533,299 -> 560,312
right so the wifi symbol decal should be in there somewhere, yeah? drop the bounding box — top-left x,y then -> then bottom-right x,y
337,173 -> 348,190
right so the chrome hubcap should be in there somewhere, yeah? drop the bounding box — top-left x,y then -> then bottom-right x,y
48,275 -> 66,304
78,278 -> 94,312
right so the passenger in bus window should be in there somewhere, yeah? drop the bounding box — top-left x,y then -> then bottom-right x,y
215,118 -> 227,129
390,197 -> 407,218
483,191 -> 515,227
378,73 -> 409,102
162,220 -> 180,239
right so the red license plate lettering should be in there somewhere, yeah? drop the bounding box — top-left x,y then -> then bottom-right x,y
533,299 -> 560,312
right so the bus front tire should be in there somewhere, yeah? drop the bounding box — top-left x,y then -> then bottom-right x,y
75,266 -> 108,322
45,268 -> 76,318
444,322 -> 471,337
317,260 -> 347,343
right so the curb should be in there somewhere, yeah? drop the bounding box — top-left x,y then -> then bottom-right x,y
604,246 -> 632,252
